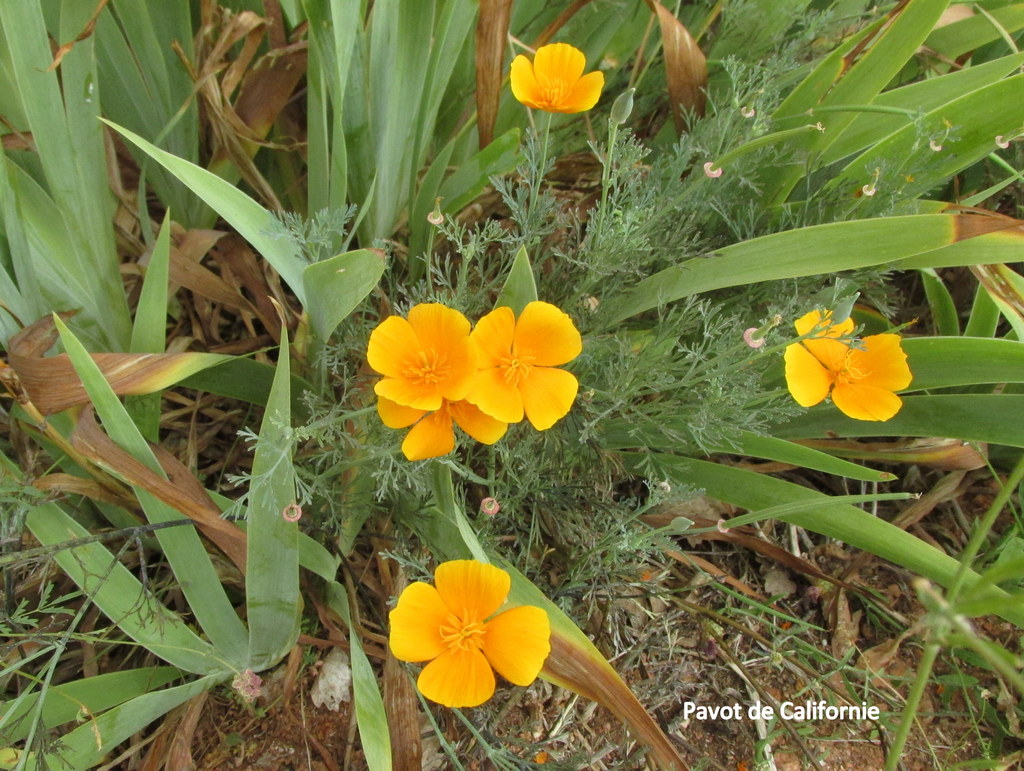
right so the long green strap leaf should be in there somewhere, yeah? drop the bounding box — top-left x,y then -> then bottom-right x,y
54,316 -> 250,665
245,332 -> 301,669
620,453 -> 1024,627
601,214 -> 1023,324
774,395 -> 1024,449
0,668 -> 180,744
103,120 -> 307,304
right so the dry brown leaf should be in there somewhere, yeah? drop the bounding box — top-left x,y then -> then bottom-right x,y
476,0 -> 513,149
543,631 -> 687,769
858,630 -> 912,685
642,0 -> 706,131
828,589 -> 862,661
663,547 -> 767,601
72,406 -> 249,571
794,437 -> 986,471
31,473 -> 132,508
384,617 -> 424,769
165,691 -> 207,771
6,314 -> 228,416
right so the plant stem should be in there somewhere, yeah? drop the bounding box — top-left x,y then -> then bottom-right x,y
594,115 -> 619,247
947,453 -> 1024,601
526,111 -> 553,240
885,454 -> 1024,769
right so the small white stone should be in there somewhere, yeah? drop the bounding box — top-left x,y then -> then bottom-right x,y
310,649 -> 352,710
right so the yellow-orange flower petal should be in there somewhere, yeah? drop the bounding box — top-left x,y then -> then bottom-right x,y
519,365 -> 579,430
435,560 -> 510,621
468,302 -> 582,429
783,342 -> 833,408
784,308 -> 912,421
387,560 -> 550,708
514,301 -> 582,366
470,306 -> 516,367
850,334 -> 913,391
368,303 -> 479,411
366,316 -> 420,378
377,396 -> 426,429
510,54 -> 544,110
509,43 -> 604,114
417,645 -> 496,708
388,582 -> 450,662
482,605 -> 551,686
794,309 -> 855,338
832,382 -> 904,422
449,400 -> 509,445
466,366 -> 525,424
401,408 -> 455,461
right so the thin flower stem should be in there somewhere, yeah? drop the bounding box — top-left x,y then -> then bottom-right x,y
885,454 -> 1024,769
947,453 -> 1024,601
595,115 -> 619,245
884,639 -> 941,771
527,111 -> 554,239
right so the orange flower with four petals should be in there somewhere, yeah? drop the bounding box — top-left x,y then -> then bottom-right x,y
467,301 -> 582,430
510,43 -> 604,114
784,310 -> 912,421
389,560 -> 550,708
367,303 -> 479,411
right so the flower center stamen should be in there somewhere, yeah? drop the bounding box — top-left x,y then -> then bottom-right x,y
439,614 -> 486,652
404,349 -> 451,386
500,351 -> 535,386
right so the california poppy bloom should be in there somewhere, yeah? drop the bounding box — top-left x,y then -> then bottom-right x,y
784,310 -> 912,421
467,301 -> 582,430
510,43 -> 605,114
389,560 -> 551,708
367,304 -> 479,411
377,396 -> 508,461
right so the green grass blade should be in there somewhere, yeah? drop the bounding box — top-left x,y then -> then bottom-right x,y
717,432 -> 895,483
819,53 -> 1024,164
54,316 -> 250,665
326,583 -> 392,771
0,668 -> 180,744
104,121 -> 307,304
901,337 -> 1024,388
24,674 -> 223,771
21,497 -> 221,674
126,212 -> 172,439
775,395 -> 1024,449
621,453 -> 1024,627
919,269 -> 961,336
924,4 -> 1024,59
0,2 -> 130,349
302,249 -> 386,341
964,283 -> 1002,338
767,0 -> 949,202
95,1 -> 205,227
601,214 -> 1008,324
245,332 -> 301,669
832,74 -> 1024,199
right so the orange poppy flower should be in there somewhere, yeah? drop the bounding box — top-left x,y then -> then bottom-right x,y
510,43 -> 605,114
784,310 -> 912,421
389,560 -> 551,708
377,396 -> 508,461
367,304 -> 479,411
467,301 -> 582,430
